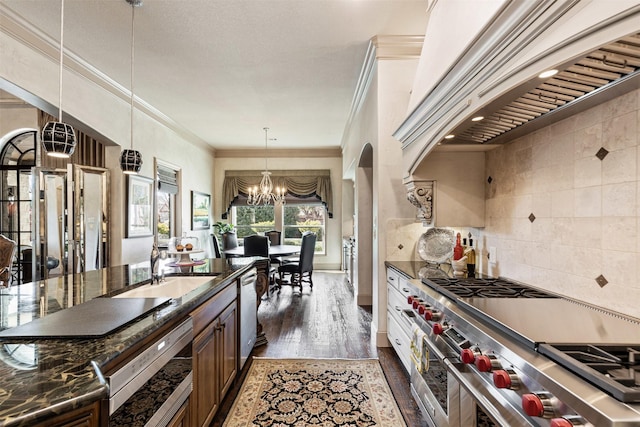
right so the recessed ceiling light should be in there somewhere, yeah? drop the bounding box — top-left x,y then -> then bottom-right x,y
538,69 -> 558,78
444,134 -> 455,139
471,116 -> 484,122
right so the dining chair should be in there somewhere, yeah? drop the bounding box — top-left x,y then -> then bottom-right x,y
264,230 -> 281,246
0,234 -> 16,288
264,230 -> 284,267
222,232 -> 238,251
210,233 -> 222,258
277,231 -> 316,292
243,235 -> 277,291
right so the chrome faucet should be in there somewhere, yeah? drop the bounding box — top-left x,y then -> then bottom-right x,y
150,243 -> 164,284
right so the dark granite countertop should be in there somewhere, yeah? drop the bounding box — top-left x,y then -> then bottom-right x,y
0,257 -> 257,427
385,260 -> 454,280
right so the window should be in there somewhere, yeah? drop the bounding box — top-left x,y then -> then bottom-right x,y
156,191 -> 174,248
233,205 -> 274,244
156,162 -> 179,249
284,203 -> 325,254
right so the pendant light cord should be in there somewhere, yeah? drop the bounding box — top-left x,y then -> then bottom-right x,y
130,3 -> 135,150
264,127 -> 269,171
58,0 -> 65,122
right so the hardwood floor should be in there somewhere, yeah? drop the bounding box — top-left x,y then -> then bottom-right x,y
210,270 -> 427,426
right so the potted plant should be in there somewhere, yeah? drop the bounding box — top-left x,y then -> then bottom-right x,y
214,221 -> 237,250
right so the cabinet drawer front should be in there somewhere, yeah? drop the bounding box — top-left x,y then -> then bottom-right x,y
387,285 -> 416,335
191,284 -> 236,336
387,314 -> 412,374
397,277 -> 416,300
386,268 -> 400,289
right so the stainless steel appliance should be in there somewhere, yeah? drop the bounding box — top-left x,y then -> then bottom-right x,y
105,317 -> 193,426
239,267 -> 257,369
404,274 -> 640,427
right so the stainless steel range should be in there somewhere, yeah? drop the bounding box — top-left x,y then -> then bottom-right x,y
405,274 -> 640,427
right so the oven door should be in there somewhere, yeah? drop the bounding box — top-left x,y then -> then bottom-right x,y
449,359 -> 536,427
410,332 -> 461,427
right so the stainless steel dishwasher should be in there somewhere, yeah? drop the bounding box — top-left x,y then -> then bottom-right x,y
239,267 -> 257,369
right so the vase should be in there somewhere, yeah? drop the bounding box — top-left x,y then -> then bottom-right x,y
451,256 -> 468,278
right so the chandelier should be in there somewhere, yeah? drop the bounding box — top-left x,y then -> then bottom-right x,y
247,128 -> 286,206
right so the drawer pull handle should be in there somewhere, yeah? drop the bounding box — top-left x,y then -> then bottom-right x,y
395,339 -> 402,346
402,288 -> 410,293
395,306 -> 401,312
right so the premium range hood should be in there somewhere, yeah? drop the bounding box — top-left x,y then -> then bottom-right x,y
443,32 -> 640,146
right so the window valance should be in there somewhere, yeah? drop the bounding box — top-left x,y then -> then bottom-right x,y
222,169 -> 333,217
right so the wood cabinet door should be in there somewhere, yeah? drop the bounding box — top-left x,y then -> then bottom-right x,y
218,301 -> 238,399
192,322 -> 219,427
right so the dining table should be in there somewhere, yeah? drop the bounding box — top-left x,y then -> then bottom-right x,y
223,244 -> 301,258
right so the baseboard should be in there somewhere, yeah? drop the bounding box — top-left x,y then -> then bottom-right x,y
371,323 -> 390,347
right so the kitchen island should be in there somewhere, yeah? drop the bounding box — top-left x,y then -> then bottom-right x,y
0,257 -> 262,427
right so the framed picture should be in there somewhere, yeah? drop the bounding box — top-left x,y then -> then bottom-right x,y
127,175 -> 154,237
191,191 -> 211,230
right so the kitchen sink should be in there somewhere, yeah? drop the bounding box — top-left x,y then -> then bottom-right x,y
113,276 -> 216,299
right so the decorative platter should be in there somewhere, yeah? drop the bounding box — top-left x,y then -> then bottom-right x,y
417,227 -> 455,264
418,266 -> 450,279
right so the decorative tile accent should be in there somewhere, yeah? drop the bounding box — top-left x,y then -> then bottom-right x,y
595,274 -> 608,288
596,147 -> 609,160
528,213 -> 536,223
398,244 -> 404,250
487,176 -> 493,184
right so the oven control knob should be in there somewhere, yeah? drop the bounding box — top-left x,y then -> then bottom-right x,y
418,304 -> 426,315
522,392 -> 555,418
412,299 -> 423,309
433,323 -> 445,335
407,295 -> 416,305
493,369 -> 520,389
461,348 -> 476,364
423,309 -> 432,320
475,355 -> 498,372
549,419 -> 574,427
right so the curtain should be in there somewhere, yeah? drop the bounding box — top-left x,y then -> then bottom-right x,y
223,169 -> 333,218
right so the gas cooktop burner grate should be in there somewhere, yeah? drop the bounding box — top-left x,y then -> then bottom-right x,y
539,344 -> 640,403
423,277 -> 558,299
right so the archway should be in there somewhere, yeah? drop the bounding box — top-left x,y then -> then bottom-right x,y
354,143 -> 373,305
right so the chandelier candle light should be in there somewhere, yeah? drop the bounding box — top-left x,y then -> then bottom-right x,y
41,0 -> 77,158
247,127 -> 286,206
120,0 -> 144,174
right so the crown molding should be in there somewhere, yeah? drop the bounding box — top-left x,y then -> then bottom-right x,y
215,148 -> 342,158
0,4 -> 213,153
341,35 -> 423,150
370,35 -> 424,60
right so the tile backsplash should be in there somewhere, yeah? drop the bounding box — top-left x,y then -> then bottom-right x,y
476,88 -> 640,319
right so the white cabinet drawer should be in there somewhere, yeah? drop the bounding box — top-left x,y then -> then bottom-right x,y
387,285 -> 416,335
386,268 -> 400,289
387,313 -> 412,374
397,277 -> 416,300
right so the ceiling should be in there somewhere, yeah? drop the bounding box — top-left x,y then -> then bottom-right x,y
1,0 -> 428,151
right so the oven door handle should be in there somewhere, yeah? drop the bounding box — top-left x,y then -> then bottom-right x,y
420,328 -> 449,362
444,359 -> 512,426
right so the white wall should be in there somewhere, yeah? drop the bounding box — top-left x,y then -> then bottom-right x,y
342,56 -> 419,346
213,155 -> 343,270
1,20 -> 215,266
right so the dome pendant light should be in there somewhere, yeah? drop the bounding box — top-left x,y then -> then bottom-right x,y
41,0 -> 76,159
120,0 -> 143,174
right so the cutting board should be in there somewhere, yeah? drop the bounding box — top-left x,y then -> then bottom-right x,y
0,297 -> 171,339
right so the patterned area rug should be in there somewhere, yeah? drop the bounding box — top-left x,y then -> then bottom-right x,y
223,358 -> 407,427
